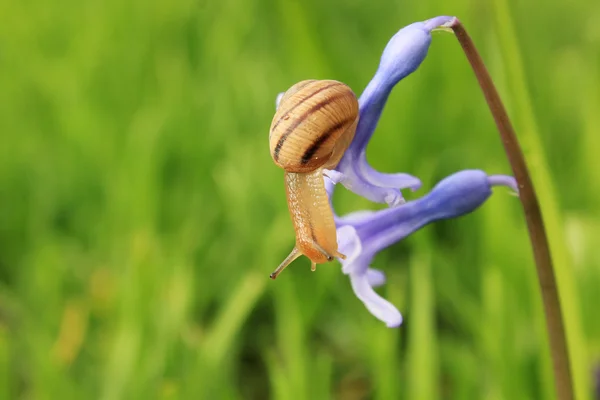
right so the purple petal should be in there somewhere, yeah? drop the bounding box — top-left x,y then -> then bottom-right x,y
357,162 -> 422,191
337,225 -> 401,326
349,272 -> 403,327
336,18 -> 455,205
323,169 -> 344,185
424,170 -> 494,218
488,174 -> 519,193
423,16 -> 457,31
334,166 -> 409,206
366,268 -> 386,288
353,170 -> 496,252
336,225 -> 364,275
334,170 -> 512,328
337,210 -> 377,225
324,173 -> 336,200
348,18 -> 451,157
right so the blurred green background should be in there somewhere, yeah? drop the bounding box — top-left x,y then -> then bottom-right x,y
1,0 -> 599,398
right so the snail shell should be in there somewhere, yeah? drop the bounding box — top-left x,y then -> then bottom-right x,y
269,80 -> 359,173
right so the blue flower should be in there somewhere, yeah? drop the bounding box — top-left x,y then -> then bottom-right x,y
333,16 -> 459,206
331,16 -> 518,327
275,16 -> 518,327
331,171 -> 517,327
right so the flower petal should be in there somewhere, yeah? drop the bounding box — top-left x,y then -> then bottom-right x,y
335,170 -> 515,328
337,210 -> 377,225
336,225 -> 363,275
336,166 -> 408,206
366,268 -> 386,288
336,18 -> 454,205
488,174 -> 519,193
349,19 -> 449,157
423,16 -> 457,31
423,170 -> 494,219
349,272 -> 403,327
357,162 -> 422,192
350,170 -> 502,254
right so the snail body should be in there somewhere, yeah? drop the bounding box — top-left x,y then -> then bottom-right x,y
269,80 -> 359,279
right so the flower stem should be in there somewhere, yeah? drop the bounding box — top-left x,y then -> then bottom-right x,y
446,18 -> 574,400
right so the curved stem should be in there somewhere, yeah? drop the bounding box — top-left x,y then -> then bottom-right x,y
446,18 -> 574,400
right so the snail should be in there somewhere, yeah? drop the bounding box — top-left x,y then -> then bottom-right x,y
268,80 -> 360,279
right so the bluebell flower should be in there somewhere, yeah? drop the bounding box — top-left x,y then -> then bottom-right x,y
330,171 -> 517,327
275,16 -> 518,327
333,16 -> 459,206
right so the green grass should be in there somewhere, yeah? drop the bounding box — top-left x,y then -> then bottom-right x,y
1,0 -> 599,398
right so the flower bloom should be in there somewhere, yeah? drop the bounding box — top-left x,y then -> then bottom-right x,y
333,16 -> 460,206
275,16 -> 518,327
332,171 -> 517,327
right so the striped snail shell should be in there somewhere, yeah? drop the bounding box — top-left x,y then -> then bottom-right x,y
269,80 -> 360,173
268,80 -> 360,279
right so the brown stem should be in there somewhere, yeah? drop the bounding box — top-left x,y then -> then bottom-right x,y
447,18 -> 574,400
